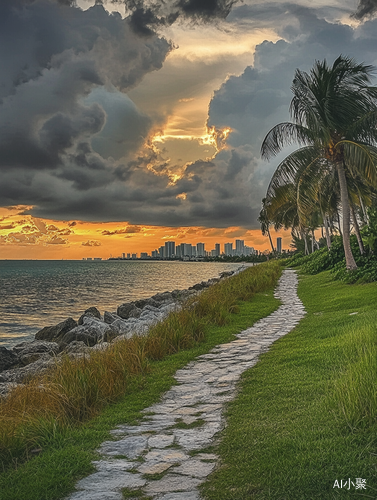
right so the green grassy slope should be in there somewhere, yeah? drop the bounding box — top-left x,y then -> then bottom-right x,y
0,281 -> 280,500
202,271 -> 377,500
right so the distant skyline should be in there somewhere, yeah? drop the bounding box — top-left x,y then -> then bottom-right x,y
0,0 -> 376,258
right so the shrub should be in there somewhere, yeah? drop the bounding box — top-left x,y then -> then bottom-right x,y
286,234 -> 377,283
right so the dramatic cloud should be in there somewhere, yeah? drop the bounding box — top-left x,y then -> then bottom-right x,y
0,215 -> 71,245
353,0 -> 377,19
3,0 -> 377,232
121,0 -> 238,36
203,4 -> 377,227
0,0 -> 171,207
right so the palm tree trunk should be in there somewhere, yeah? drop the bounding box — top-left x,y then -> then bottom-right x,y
320,209 -> 331,250
358,194 -> 368,224
337,211 -> 342,237
267,228 -> 275,253
350,202 -> 364,255
300,228 -> 309,255
336,162 -> 357,270
311,230 -> 315,253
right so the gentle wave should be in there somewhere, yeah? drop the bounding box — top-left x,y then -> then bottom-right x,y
0,260 -> 241,347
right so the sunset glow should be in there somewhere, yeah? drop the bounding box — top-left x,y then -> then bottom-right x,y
0,206 -> 291,260
0,0 -> 371,260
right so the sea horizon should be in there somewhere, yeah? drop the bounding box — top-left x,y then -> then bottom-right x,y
0,260 -> 242,348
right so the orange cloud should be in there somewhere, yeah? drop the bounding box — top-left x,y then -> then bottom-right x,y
82,240 -> 101,247
102,225 -> 142,236
0,207 -> 293,259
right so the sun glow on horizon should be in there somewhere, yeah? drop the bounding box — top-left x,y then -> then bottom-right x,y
0,206 -> 292,260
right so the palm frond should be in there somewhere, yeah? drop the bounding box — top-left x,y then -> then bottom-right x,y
260,122 -> 313,160
340,141 -> 377,186
266,146 -> 321,196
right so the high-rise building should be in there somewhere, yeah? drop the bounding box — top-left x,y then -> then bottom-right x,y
181,243 -> 192,257
158,246 -> 165,259
235,240 -> 245,256
131,253 -> 137,259
224,242 -> 233,256
165,241 -> 175,258
215,243 -> 220,257
140,252 -> 148,259
127,253 -> 131,259
277,237 -> 282,253
178,243 -> 185,257
122,253 -> 125,259
196,242 -> 205,257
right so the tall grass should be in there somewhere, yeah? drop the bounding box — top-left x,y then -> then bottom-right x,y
331,316 -> 377,429
201,271 -> 377,500
0,261 -> 281,471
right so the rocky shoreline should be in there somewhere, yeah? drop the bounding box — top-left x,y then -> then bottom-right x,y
0,267 -> 246,398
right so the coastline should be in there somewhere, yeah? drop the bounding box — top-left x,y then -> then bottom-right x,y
0,260 -> 245,348
0,265 -> 249,397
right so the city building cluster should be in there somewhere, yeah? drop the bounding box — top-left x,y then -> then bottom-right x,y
114,240 -> 259,260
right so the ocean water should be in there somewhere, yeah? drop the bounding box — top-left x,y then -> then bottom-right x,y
0,260 -> 241,348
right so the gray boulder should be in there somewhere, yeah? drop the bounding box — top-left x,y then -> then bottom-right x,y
151,291 -> 173,303
220,270 -> 233,278
60,317 -> 113,346
134,298 -> 160,309
0,354 -> 57,383
110,318 -> 135,335
78,306 -> 101,325
189,283 -> 204,291
0,347 -> 19,372
35,317 -> 77,342
104,311 -> 121,324
160,303 -> 180,316
13,340 -> 60,367
142,304 -> 161,313
91,342 -> 110,351
117,302 -> 142,319
60,326 -> 98,347
13,340 -> 60,355
0,382 -> 20,399
207,277 -> 220,285
139,310 -> 160,322
128,307 -> 142,318
63,341 -> 90,355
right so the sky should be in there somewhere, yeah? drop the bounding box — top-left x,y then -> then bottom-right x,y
0,0 -> 377,259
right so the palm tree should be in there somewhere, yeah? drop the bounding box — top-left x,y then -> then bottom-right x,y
258,198 -> 275,252
261,56 -> 377,270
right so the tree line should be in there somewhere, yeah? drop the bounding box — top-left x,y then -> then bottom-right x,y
259,56 -> 377,270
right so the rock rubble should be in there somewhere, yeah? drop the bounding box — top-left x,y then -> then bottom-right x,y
0,267 -> 245,397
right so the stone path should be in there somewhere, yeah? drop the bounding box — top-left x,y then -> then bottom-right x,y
67,269 -> 306,500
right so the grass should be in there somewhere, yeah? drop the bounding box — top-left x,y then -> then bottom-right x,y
172,418 -> 206,429
0,261 -> 281,500
201,270 -> 377,500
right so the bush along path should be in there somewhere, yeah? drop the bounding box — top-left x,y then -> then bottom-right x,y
67,269 -> 306,500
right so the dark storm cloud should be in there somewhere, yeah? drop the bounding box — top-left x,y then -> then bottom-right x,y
0,0 -> 172,210
353,0 -> 377,19
121,0 -> 238,36
205,4 -> 377,228
4,0 -> 377,229
0,0 -> 171,137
